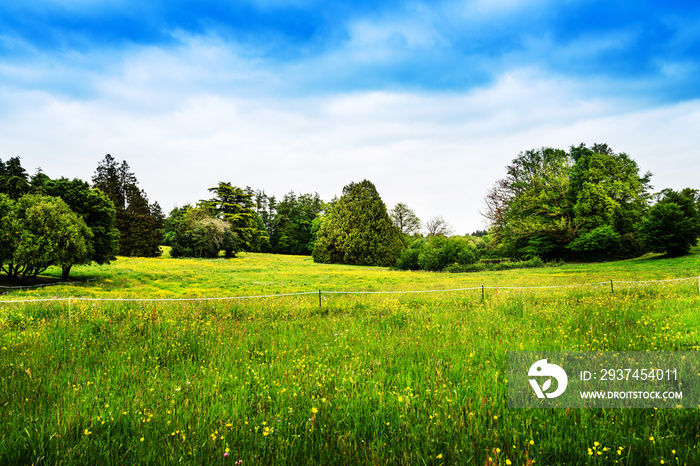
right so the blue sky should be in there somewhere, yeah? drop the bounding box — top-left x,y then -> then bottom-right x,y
2,0 -> 699,234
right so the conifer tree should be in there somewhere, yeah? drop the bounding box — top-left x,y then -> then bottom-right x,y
312,180 -> 404,266
92,155 -> 163,257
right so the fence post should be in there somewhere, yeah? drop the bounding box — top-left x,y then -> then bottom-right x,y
319,289 -> 322,309
482,285 -> 485,302
69,296 -> 72,322
610,280 -> 614,294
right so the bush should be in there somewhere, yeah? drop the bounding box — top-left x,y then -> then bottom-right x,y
395,239 -> 424,270
567,225 -> 622,260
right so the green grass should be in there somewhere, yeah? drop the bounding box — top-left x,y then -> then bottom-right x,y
1,249 -> 700,465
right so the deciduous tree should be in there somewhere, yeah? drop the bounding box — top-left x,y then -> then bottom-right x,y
39,177 -> 119,277
167,205 -> 238,258
389,203 -> 422,236
638,188 -> 700,257
484,144 -> 651,260
424,215 -> 454,237
0,195 -> 92,282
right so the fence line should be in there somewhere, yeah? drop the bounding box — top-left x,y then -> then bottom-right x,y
0,275 -> 698,305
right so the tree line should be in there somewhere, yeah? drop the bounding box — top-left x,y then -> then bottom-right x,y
3,143 -> 698,283
484,143 -> 700,259
164,143 -> 699,267
0,155 -> 162,282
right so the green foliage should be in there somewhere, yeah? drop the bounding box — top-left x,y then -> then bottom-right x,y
445,255 -> 548,272
92,155 -> 164,257
396,236 -> 479,271
308,216 -> 324,253
168,206 -> 238,258
417,236 -> 448,271
567,225 -> 622,259
271,192 -> 324,255
569,143 -> 651,236
39,177 -> 119,274
485,147 -> 574,259
205,182 -> 269,255
0,194 -> 93,282
0,194 -> 15,272
638,188 -> 700,257
395,239 -> 424,270
485,144 -> 651,261
0,156 -> 30,200
312,180 -> 404,267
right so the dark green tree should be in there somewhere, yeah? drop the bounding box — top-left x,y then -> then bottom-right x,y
0,194 -> 15,274
0,157 -> 30,200
39,177 -> 119,278
92,155 -> 163,257
205,182 -> 269,256
638,188 -> 700,257
271,191 -> 324,255
312,180 -> 404,266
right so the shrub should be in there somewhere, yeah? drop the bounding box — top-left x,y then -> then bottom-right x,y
395,239 -> 424,270
567,225 -> 622,260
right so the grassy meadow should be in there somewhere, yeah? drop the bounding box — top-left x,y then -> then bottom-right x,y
2,249 -> 700,465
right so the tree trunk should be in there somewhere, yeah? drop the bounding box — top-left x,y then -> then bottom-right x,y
61,265 -> 72,281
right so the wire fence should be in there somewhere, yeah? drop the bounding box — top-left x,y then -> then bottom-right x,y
1,275 -> 699,307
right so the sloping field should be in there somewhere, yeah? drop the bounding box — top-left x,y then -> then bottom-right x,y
1,251 -> 699,464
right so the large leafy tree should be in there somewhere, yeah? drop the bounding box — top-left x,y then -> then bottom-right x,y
638,188 -> 700,257
484,147 -> 574,259
0,194 -> 93,283
205,182 -> 269,255
484,144 -> 651,260
38,177 -> 119,277
92,155 -> 164,257
568,143 -> 651,257
312,180 -> 404,266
